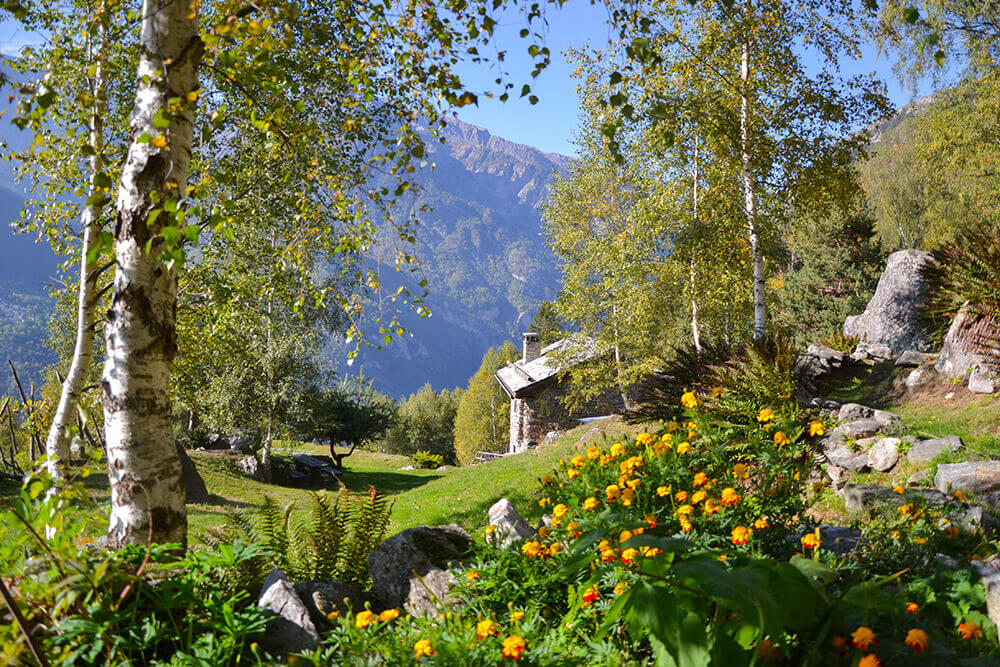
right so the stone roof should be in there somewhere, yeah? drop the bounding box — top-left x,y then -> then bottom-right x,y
495,336 -> 604,399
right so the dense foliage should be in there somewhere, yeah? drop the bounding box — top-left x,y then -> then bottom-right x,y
454,343 -> 519,465
378,384 -> 462,462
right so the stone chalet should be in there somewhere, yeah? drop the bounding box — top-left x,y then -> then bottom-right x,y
495,333 -> 618,454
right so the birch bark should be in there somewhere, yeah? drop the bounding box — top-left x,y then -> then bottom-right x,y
740,39 -> 767,341
45,20 -> 107,484
103,0 -> 201,549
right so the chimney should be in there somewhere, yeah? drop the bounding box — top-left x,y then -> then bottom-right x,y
522,332 -> 541,363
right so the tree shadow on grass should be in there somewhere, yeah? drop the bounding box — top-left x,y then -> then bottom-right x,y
824,361 -> 902,409
340,470 -> 442,495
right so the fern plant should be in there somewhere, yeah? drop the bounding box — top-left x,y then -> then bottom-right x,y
202,486 -> 394,589
708,334 -> 800,419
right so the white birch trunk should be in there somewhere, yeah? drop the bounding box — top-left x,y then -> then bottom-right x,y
740,39 -> 767,341
690,135 -> 702,353
45,24 -> 107,484
103,0 -> 201,549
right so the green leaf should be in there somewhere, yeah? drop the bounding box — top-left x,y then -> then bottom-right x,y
153,109 -> 171,129
902,6 -> 919,23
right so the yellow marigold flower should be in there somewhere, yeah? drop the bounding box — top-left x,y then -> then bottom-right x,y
567,468 -> 579,480
605,484 -> 621,502
549,542 -> 563,554
501,635 -> 527,660
476,619 -> 497,639
641,546 -> 661,557
691,490 -> 707,505
851,626 -> 877,650
621,547 -> 639,564
581,585 -> 599,607
583,496 -> 600,510
733,463 -> 749,479
808,420 -> 825,437
773,431 -> 791,447
693,472 -> 708,487
656,485 -> 671,497
703,498 -> 722,515
465,571 -> 480,583
571,455 -> 586,468
379,608 -> 400,622
679,516 -> 693,532
567,520 -> 581,533
720,488 -> 741,506
801,532 -> 821,550
681,390 -> 698,408
637,432 -> 655,446
890,530 -> 902,540
538,497 -> 550,507
644,513 -> 658,526
676,504 -> 694,516
619,530 -> 633,543
614,582 -> 629,595
621,488 -> 636,506
414,639 -> 435,658
906,602 -> 919,614
958,621 -> 984,639
610,442 -> 625,458
600,548 -> 617,562
754,518 -> 769,530
541,475 -> 554,485
326,611 -> 340,620
858,655 -> 881,667
599,454 -> 610,466
553,503 -> 569,518
758,408 -> 775,424
521,540 -> 543,557
677,441 -> 690,455
355,610 -> 377,628
913,537 -> 927,544
509,610 -> 524,623
731,526 -> 750,545
899,503 -> 914,517
627,477 -> 641,490
893,485 -> 904,495
538,525 -> 551,539
905,628 -> 929,652
953,489 -> 965,501
485,524 -> 497,536
675,490 -> 689,502
587,445 -> 601,460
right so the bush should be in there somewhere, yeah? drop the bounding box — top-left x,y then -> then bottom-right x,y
708,334 -> 800,418
411,450 -> 444,469
377,384 -> 461,462
454,342 -> 519,465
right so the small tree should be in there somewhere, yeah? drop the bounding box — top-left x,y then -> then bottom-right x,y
379,384 -> 461,462
453,342 -> 518,465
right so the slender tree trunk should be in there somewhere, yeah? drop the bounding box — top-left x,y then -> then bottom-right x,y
740,39 -> 767,341
45,20 -> 107,484
261,290 -> 273,477
103,0 -> 201,549
611,303 -> 632,410
690,134 -> 702,353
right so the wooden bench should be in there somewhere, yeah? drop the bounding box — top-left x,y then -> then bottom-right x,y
471,451 -> 506,465
290,453 -> 342,484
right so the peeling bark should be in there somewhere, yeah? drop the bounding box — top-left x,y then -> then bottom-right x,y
103,0 -> 201,549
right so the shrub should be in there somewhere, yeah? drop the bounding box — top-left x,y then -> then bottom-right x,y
708,334 -> 800,419
204,487 -> 394,589
411,450 -> 444,469
629,338 -> 733,423
377,384 -> 461,462
454,342 -> 519,465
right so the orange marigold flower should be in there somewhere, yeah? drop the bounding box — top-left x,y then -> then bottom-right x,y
609,443 -> 625,458
485,524 -> 497,536
541,475 -> 554,485
808,420 -> 825,437
476,619 -> 497,639
958,621 -> 984,639
606,485 -> 621,502
600,548 -> 617,562
773,431 -> 791,447
858,655 -> 881,667
502,635 -> 527,660
621,488 -> 637,506
553,503 -> 569,519
905,628 -> 929,652
656,485 -> 671,497
731,526 -> 751,545
758,408 -> 775,423
851,626 -> 878,650
644,513 -> 658,527
355,610 -> 377,628
711,386 -> 724,397
587,445 -> 601,460
581,585 -> 599,607
720,488 -> 741,506
621,547 -> 639,564
571,455 -> 586,468
693,472 -> 708,487
679,516 -> 693,533
676,504 -> 695,516
583,497 -> 600,511
636,432 -> 656,446
801,531 -> 821,550
754,518 -> 769,530
691,490 -> 707,505
674,490 -> 689,503
899,503 -> 914,517
378,608 -> 400,622
906,602 -> 919,614
893,485 -> 904,495
704,498 -> 722,515
567,468 -> 579,479
465,571 -> 480,583
614,582 -> 629,595
538,497 -> 550,507
414,639 -> 435,658
756,638 -> 780,661
831,635 -> 848,651
521,540 -> 543,557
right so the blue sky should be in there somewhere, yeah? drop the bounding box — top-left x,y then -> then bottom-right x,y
1,7 -> 938,158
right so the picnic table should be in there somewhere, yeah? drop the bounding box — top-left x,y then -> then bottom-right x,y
289,453 -> 342,485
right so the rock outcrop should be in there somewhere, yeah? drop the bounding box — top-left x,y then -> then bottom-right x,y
487,498 -> 536,547
258,568 -> 319,656
843,249 -> 933,356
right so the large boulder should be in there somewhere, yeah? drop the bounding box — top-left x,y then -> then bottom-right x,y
367,524 -> 473,617
487,498 -> 536,548
258,568 -> 319,656
972,558 -> 1000,646
969,363 -> 998,394
843,249 -> 933,356
935,461 -> 1000,496
293,580 -> 381,628
867,438 -> 901,472
907,436 -> 963,464
176,444 -> 209,504
841,484 -> 950,512
935,305 -> 984,379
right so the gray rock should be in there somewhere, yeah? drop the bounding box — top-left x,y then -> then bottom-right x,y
949,506 -> 1000,535
935,305 -> 984,379
896,350 -> 931,367
867,438 -> 901,472
834,420 -> 885,440
825,445 -> 869,472
790,525 -> 862,555
293,580 -> 380,628
229,430 -> 260,455
487,498 -> 536,548
176,443 -> 209,504
367,524 -> 472,617
907,436 -> 964,464
236,455 -> 263,481
435,465 -> 448,472
972,558 -> 1000,645
854,342 -> 894,360
969,363 -> 998,394
907,469 -> 933,486
541,431 -> 563,446
258,568 -> 319,656
871,409 -> 904,433
838,403 -> 874,422
841,484 -> 951,511
843,249 -> 933,356
400,465 -> 416,471
935,461 -> 1000,496
906,365 -> 937,388
936,553 -> 961,569
825,463 -> 852,490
